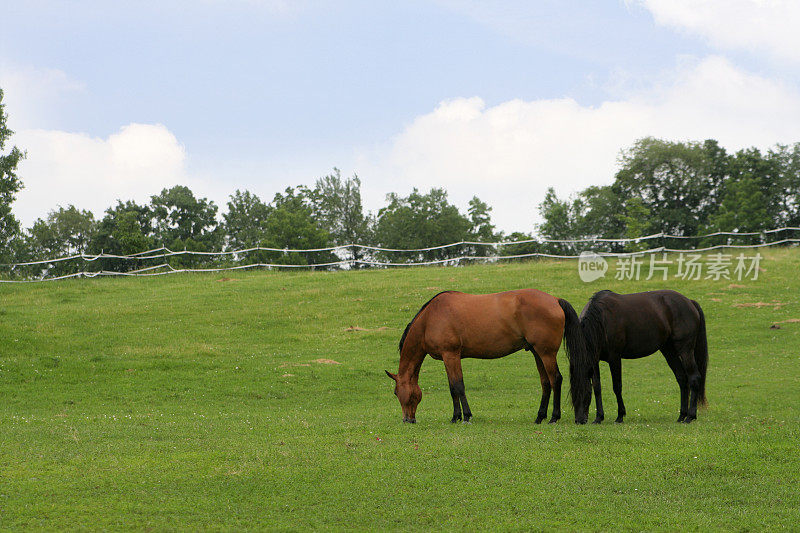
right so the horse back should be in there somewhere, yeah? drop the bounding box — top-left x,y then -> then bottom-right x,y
419,289 -> 564,359
597,290 -> 700,358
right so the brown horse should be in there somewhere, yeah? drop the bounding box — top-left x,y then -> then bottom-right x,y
385,290 -> 592,424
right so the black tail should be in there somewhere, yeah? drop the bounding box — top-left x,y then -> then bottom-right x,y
558,298 -> 592,413
692,300 -> 708,407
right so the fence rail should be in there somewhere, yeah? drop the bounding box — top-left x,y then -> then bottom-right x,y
2,227 -> 799,282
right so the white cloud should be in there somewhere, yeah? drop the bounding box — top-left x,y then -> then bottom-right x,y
635,0 -> 800,63
0,64 -> 84,129
1,64 -> 209,225
358,56 -> 800,232
14,124 -> 190,224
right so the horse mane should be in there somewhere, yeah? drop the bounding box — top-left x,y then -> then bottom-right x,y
581,290 -> 612,356
398,291 -> 454,352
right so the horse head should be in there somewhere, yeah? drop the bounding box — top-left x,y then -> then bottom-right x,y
385,370 -> 421,423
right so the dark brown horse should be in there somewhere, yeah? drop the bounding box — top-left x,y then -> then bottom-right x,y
385,290 -> 592,424
577,290 -> 708,424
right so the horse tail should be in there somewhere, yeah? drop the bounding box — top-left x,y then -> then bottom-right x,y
558,298 -> 592,412
398,291 -> 452,353
691,299 -> 708,407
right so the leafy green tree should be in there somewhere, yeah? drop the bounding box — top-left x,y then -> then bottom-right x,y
374,188 -> 472,262
467,196 -> 497,241
27,205 -> 96,256
613,137 -> 728,243
574,185 -> 626,243
616,197 -> 651,252
23,206 -> 96,276
0,88 -> 25,263
261,187 -> 335,266
498,231 -> 541,259
150,185 -> 220,256
537,187 -> 582,254
769,143 -> 800,227
91,201 -> 155,255
709,177 -> 770,237
465,196 -> 499,257
311,169 -> 371,246
309,169 -> 372,265
223,190 -> 272,250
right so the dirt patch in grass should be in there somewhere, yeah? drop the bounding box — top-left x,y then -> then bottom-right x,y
770,318 -> 800,329
278,362 -> 311,368
727,284 -> 746,289
216,277 -> 236,282
312,358 -> 341,365
733,302 -> 784,309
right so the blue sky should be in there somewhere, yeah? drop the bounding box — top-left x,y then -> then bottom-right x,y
3,1 -> 800,232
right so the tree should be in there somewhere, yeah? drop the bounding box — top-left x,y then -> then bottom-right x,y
374,188 -> 472,262
260,187 -> 335,266
223,190 -> 272,250
466,196 -> 499,257
309,169 -> 372,265
150,185 -> 220,253
613,137 -> 728,242
709,177 -> 770,237
311,169 -> 371,246
23,206 -> 96,276
498,231 -> 541,259
574,185 -> 626,243
616,197 -> 651,251
91,201 -> 155,255
537,187 -> 582,254
0,88 -> 25,263
769,143 -> 800,227
27,205 -> 96,256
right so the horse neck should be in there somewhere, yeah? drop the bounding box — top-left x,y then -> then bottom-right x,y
398,338 -> 425,383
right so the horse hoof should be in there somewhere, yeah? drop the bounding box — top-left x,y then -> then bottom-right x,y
682,417 -> 695,424
534,417 -> 544,424
575,419 -> 587,425
592,418 -> 603,424
677,415 -> 686,422
614,418 -> 624,423
548,418 -> 560,424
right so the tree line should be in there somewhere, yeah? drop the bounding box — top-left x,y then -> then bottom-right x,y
2,89 -> 800,276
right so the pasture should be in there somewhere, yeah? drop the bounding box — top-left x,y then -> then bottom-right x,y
1,249 -> 799,530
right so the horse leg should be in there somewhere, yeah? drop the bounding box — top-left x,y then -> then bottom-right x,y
591,362 -> 604,424
678,344 -> 701,423
539,351 -> 563,424
662,348 -> 689,422
442,352 -> 472,423
609,357 -> 626,423
532,352 -> 551,424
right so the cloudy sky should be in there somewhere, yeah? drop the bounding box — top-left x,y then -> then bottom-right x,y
2,0 -> 800,233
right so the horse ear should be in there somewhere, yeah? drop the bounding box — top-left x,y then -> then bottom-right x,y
384,370 -> 398,382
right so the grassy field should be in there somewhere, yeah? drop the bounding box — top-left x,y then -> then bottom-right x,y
1,249 -> 799,530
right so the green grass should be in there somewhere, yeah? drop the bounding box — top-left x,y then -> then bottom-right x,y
1,250 -> 799,530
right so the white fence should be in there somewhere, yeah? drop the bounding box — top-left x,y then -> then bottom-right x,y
2,227 -> 799,282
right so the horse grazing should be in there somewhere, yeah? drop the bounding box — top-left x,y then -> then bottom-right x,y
385,290 -> 592,424
576,290 -> 708,424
